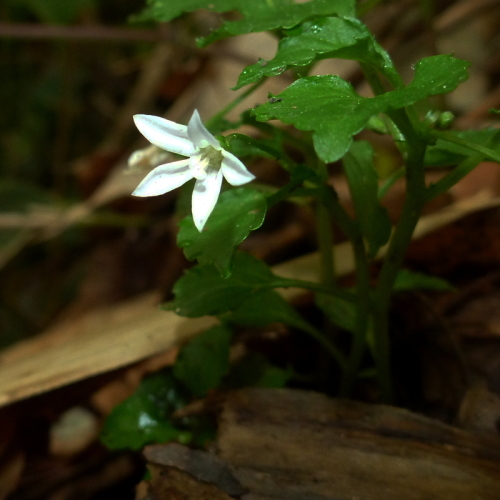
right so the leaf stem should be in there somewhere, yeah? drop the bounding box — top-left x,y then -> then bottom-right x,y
270,278 -> 356,303
205,78 -> 267,131
431,130 -> 500,164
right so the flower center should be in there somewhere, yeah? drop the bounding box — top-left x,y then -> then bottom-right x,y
190,145 -> 224,180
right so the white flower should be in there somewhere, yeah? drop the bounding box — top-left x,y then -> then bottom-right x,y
132,110 -> 255,231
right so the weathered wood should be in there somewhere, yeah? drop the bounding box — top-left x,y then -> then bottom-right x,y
216,389 -> 500,500
142,389 -> 500,499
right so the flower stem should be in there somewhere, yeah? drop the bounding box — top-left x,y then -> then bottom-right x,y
361,64 -> 428,402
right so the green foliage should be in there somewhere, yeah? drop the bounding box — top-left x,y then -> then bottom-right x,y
253,55 -> 470,162
394,269 -> 454,292
235,16 -> 391,89
424,129 -> 500,167
342,141 -> 391,257
167,252 -> 279,317
173,324 -> 232,396
135,0 -> 355,46
226,289 -> 314,333
100,372 -> 192,450
227,353 -> 292,389
315,293 -> 356,333
177,188 -> 267,278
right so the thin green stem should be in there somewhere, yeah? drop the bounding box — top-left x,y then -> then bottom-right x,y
315,182 -> 372,396
361,63 -> 429,402
299,320 -> 348,371
270,278 -> 356,303
425,151 -> 484,201
316,202 -> 336,287
315,160 -> 336,288
374,110 -> 427,402
432,130 -> 500,164
339,233 -> 372,396
205,78 -> 267,131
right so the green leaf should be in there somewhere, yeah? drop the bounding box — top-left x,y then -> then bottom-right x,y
236,16 -> 390,89
253,55 -> 470,162
100,372 -> 191,450
342,141 -> 391,256
394,269 -> 454,292
177,188 -> 267,278
173,324 -> 232,396
168,252 -> 276,317
315,293 -> 356,333
424,129 -> 500,167
135,0 -> 354,46
227,353 -> 292,389
227,289 -> 314,332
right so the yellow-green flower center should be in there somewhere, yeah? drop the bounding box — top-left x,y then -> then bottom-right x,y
191,145 -> 224,179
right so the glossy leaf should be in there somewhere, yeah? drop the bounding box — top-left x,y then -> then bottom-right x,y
177,188 -> 267,278
167,252 -> 277,317
236,16 -> 390,89
100,372 -> 191,450
135,0 -> 354,46
342,141 -> 391,256
173,324 -> 232,396
254,55 -> 470,162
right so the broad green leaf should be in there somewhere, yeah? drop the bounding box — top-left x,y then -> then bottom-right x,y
394,269 -> 454,292
135,0 -> 354,46
227,353 -> 292,389
227,289 -> 314,332
254,55 -> 470,162
100,372 -> 191,450
424,129 -> 500,167
236,17 -> 391,89
173,324 -> 232,396
177,188 -> 266,278
168,252 -> 276,317
342,141 -> 391,256
315,293 -> 356,333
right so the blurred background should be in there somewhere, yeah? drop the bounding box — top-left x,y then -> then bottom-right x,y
1,0 -> 500,498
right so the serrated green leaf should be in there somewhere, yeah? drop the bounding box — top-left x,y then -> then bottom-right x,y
394,269 -> 454,292
342,141 -> 391,256
173,324 -> 232,396
135,0 -> 354,46
168,252 -> 277,317
253,55 -> 470,162
315,293 -> 356,333
177,188 -> 266,278
100,372 -> 191,450
236,16 -> 390,89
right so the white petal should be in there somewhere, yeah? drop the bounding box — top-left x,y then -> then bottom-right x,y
221,152 -> 256,186
132,160 -> 193,197
133,115 -> 195,157
187,110 -> 220,149
191,169 -> 223,231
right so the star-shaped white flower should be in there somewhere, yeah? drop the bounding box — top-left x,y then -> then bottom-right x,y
132,110 -> 255,231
